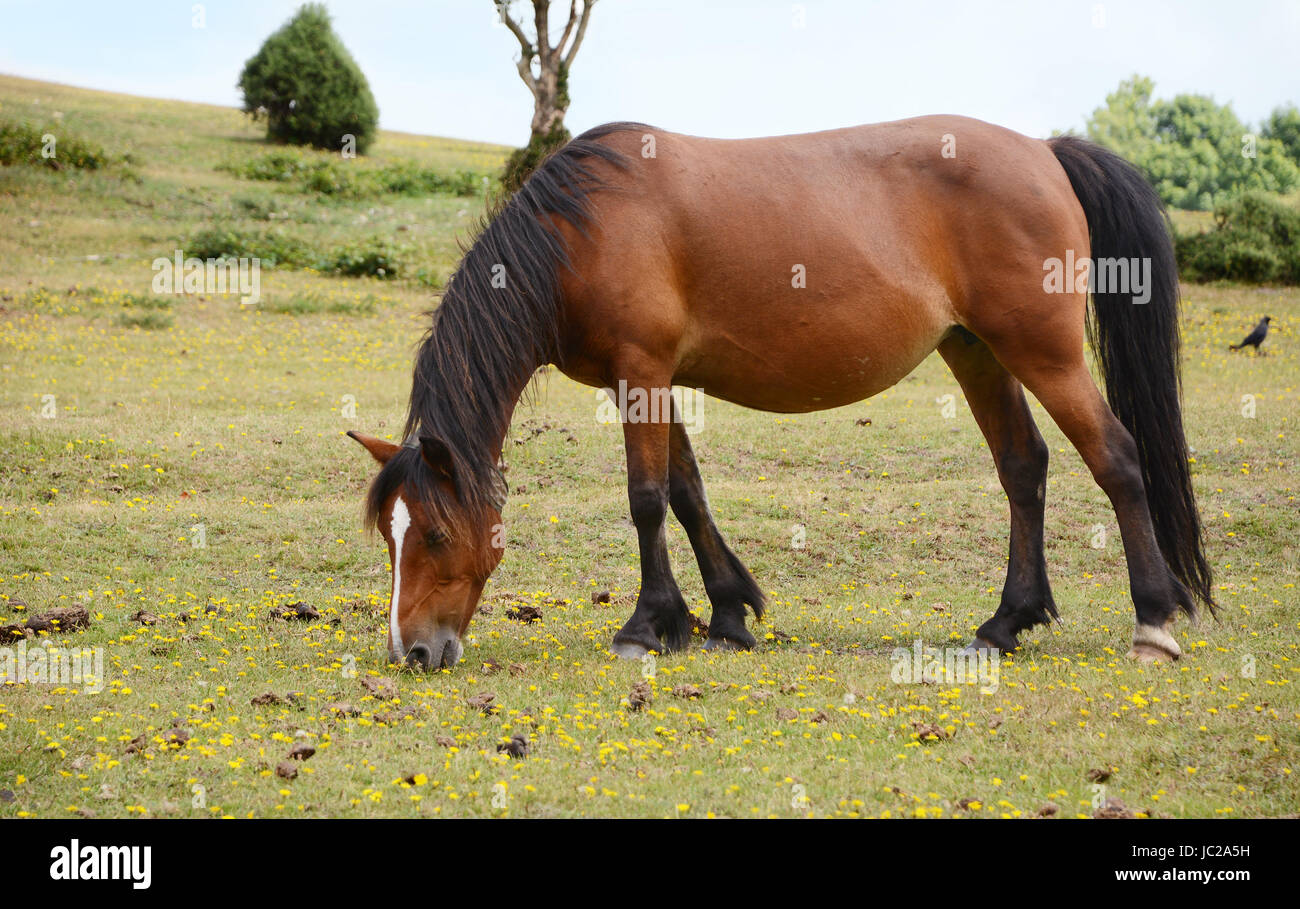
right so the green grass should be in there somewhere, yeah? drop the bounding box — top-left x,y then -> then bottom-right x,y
0,77 -> 1296,819
219,148 -> 490,199
0,73 -> 506,292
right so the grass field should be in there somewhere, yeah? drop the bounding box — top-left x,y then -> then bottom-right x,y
1,75 -> 1296,819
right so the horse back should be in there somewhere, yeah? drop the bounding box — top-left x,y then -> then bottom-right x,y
554,118 -> 1087,411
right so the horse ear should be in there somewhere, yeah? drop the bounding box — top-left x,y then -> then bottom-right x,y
347,430 -> 399,465
419,435 -> 456,482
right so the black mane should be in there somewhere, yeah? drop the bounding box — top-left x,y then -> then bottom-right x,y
364,122 -> 646,553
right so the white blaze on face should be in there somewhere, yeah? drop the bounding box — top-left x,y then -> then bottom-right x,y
388,495 -> 411,657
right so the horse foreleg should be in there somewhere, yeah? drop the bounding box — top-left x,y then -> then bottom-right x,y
667,408 -> 763,650
612,397 -> 692,658
938,334 -> 1056,653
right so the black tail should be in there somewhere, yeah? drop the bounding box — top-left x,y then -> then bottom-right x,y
1048,135 -> 1214,618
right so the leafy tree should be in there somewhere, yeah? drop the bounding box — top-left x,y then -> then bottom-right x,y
1263,104 -> 1300,168
1085,76 -> 1299,210
1085,75 -> 1158,158
238,4 -> 379,155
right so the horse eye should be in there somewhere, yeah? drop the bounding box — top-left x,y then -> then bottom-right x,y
424,528 -> 447,547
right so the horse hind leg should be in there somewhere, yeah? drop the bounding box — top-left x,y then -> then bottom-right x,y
667,404 -> 763,650
992,349 -> 1188,662
938,332 -> 1056,653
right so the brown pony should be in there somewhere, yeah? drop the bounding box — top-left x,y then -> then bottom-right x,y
349,116 -> 1212,670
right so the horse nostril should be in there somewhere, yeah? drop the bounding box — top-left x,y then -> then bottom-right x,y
405,643 -> 434,670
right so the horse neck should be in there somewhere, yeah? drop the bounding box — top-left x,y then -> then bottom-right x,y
485,361 -> 545,463
422,315 -> 549,468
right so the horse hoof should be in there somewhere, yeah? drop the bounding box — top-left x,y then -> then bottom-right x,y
963,637 -> 1000,655
1128,623 -> 1181,663
704,637 -> 743,652
611,641 -> 652,660
1126,643 -> 1179,663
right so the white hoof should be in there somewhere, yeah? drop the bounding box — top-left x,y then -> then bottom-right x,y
611,641 -> 650,660
1127,623 -> 1181,662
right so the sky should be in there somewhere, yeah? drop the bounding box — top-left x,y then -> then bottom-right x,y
1,0 -> 1298,147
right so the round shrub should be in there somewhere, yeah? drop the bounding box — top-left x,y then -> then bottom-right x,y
238,3 -> 379,155
1176,192 -> 1300,284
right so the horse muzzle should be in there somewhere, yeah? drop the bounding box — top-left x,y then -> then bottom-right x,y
398,627 -> 464,670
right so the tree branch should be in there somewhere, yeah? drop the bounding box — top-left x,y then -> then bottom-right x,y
495,1 -> 538,92
534,0 -> 550,69
555,0 -> 578,57
562,0 -> 595,67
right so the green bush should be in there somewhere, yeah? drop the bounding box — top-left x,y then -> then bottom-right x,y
501,122 -> 570,194
0,119 -> 113,170
187,226 -> 313,268
300,161 -> 363,196
116,311 -> 174,330
221,149 -> 488,198
372,160 -> 485,197
263,292 -> 381,315
1177,192 -> 1300,284
187,225 -> 404,279
238,3 -> 379,154
232,196 -> 281,220
223,149 -> 324,183
324,237 -> 402,278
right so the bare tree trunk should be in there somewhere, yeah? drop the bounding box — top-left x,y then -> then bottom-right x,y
496,0 -> 596,146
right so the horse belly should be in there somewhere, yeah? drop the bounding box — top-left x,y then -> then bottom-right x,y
674,296 -> 945,413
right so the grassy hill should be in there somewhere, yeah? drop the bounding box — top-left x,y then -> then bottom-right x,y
0,73 -> 509,301
0,77 -> 1296,819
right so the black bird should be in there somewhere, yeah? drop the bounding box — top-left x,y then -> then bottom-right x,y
1229,316 -> 1272,354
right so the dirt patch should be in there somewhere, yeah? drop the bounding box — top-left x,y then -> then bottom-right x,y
911,722 -> 949,741
497,734 -> 530,757
272,602 -> 320,621
626,681 -> 652,711
466,692 -> 498,714
360,676 -> 397,699
1094,797 -> 1135,819
506,605 -> 543,623
20,605 -> 92,635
